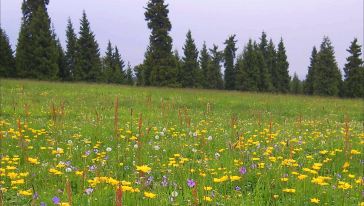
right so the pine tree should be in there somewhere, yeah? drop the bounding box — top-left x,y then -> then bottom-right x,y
290,73 -> 302,94
276,38 -> 290,93
267,39 -> 278,91
207,45 -> 223,89
134,64 -> 145,86
75,11 -> 102,82
103,40 -> 114,83
125,63 -> 134,85
65,18 -> 78,81
223,35 -> 238,90
29,5 -> 59,79
239,40 -> 259,91
0,28 -> 16,77
199,42 -> 210,88
254,42 -> 272,92
55,38 -> 67,80
259,31 -> 269,61
304,47 -> 318,95
112,46 -> 125,84
16,0 -> 57,79
173,49 -> 183,87
144,0 -> 177,86
235,53 -> 246,91
313,37 -> 342,96
343,38 -> 364,97
181,30 -> 199,88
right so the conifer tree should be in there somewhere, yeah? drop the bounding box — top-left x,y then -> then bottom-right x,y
173,49 -> 183,87
181,30 -> 199,87
56,38 -> 67,80
134,64 -> 145,86
313,37 -> 342,96
267,39 -> 278,91
276,38 -> 290,93
290,73 -> 302,94
343,38 -> 364,97
75,11 -> 102,82
207,45 -> 223,89
65,18 -> 78,81
144,0 -> 177,86
259,32 -> 269,61
254,42 -> 272,92
103,41 -> 114,83
304,47 -> 318,95
223,35 -> 238,90
112,46 -> 125,84
0,28 -> 16,77
125,63 -> 134,85
239,40 -> 259,91
235,53 -> 246,91
199,42 -> 210,88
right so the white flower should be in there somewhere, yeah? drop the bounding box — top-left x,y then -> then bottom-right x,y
192,148 -> 197,153
160,132 -> 165,136
193,132 -> 197,137
155,135 -> 160,140
163,128 -> 167,132
133,144 -> 139,149
106,147 -> 112,152
214,152 -> 220,159
65,167 -> 72,173
67,140 -> 73,145
207,136 -> 213,141
154,145 -> 160,151
171,191 -> 178,197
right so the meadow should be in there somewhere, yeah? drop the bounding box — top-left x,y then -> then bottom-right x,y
0,79 -> 363,206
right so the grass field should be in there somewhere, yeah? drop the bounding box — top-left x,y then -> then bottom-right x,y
0,79 -> 363,205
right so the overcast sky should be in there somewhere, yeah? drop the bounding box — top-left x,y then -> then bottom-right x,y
2,0 -> 363,79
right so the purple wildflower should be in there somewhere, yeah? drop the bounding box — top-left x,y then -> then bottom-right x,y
40,202 -> 46,206
161,175 -> 168,187
187,179 -> 196,188
85,188 -> 94,195
235,186 -> 241,191
239,166 -> 247,175
52,196 -> 60,204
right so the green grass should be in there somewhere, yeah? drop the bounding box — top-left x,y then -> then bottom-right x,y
0,79 -> 363,206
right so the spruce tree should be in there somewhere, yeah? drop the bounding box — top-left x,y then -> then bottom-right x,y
144,0 -> 177,86
276,38 -> 290,93
134,64 -> 145,86
112,46 -> 125,84
235,53 -> 246,91
343,38 -> 364,97
55,38 -> 67,80
304,47 -> 318,95
313,37 -> 342,96
173,49 -> 183,87
207,45 -> 223,89
65,18 -> 78,81
223,35 -> 238,90
75,11 -> 102,82
259,31 -> 269,62
199,42 -> 210,88
181,30 -> 199,88
103,41 -> 114,83
125,63 -> 134,85
290,73 -> 302,94
0,28 -> 16,77
254,42 -> 272,92
240,40 -> 259,91
267,39 -> 278,91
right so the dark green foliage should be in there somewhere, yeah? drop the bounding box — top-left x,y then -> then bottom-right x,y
236,40 -> 259,91
304,47 -> 318,95
267,39 -> 278,91
134,64 -> 145,86
343,38 -> 364,97
125,63 -> 134,85
64,18 -> 78,81
313,37 -> 342,96
181,30 -> 199,88
75,11 -> 102,82
144,0 -> 177,86
173,49 -> 183,87
199,42 -> 210,88
56,38 -> 67,80
234,54 -> 245,91
112,46 -> 125,84
16,0 -> 58,79
207,45 -> 223,89
259,32 -> 269,62
275,38 -> 291,93
254,42 -> 272,92
103,41 -> 115,83
0,28 -> 16,77
290,73 -> 303,94
223,35 -> 238,90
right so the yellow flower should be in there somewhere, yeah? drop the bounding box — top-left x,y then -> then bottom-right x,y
18,189 -> 32,196
75,171 -> 84,176
350,149 -> 361,155
230,176 -> 241,181
144,191 -> 157,199
310,198 -> 320,204
59,203 -> 70,206
297,174 -> 308,180
136,165 -> 151,173
338,181 -> 352,190
273,194 -> 279,199
27,157 -> 40,165
213,175 -> 229,183
204,186 -> 212,191
280,178 -> 288,182
203,196 -> 212,202
282,188 -> 296,193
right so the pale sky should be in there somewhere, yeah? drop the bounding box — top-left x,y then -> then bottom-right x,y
1,0 -> 363,79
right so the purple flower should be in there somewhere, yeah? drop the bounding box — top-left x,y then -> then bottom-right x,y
85,188 -> 94,195
52,196 -> 60,204
85,150 -> 91,156
161,175 -> 168,187
40,202 -> 46,206
235,186 -> 241,191
33,192 -> 39,199
146,176 -> 154,186
187,179 -> 196,188
239,166 -> 247,175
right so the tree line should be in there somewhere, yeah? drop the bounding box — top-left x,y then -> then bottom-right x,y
0,0 -> 363,98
